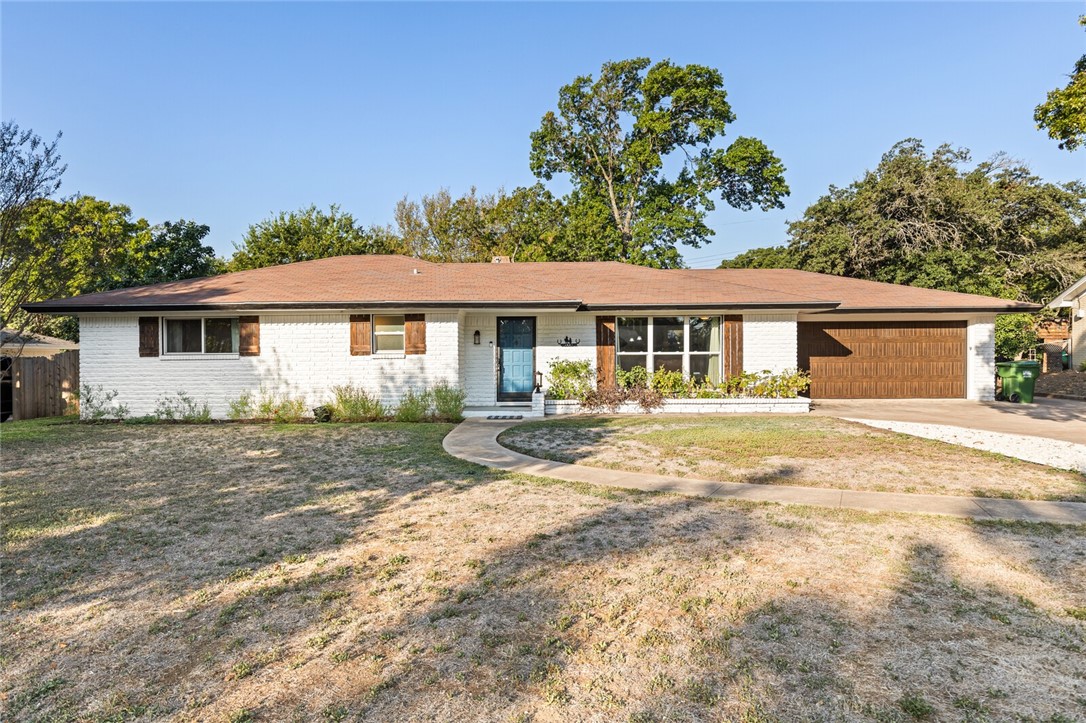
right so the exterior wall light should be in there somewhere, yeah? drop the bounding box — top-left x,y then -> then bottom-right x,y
473,330 -> 481,345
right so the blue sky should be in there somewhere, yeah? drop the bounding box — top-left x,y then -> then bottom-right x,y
3,2 -> 1083,266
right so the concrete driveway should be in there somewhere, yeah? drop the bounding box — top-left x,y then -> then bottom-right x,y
812,397 -> 1085,445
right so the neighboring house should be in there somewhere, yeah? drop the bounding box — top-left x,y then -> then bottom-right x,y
1047,274 -> 1086,370
24,255 -> 1037,417
1,329 -> 79,358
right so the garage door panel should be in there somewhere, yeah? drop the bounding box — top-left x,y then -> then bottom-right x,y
799,321 -> 966,399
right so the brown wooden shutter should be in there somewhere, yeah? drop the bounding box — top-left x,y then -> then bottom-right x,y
138,317 -> 159,357
723,314 -> 744,378
238,316 -> 260,356
595,315 -> 616,388
350,314 -> 372,355
404,314 -> 426,355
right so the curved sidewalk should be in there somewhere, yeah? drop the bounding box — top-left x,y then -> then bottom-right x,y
443,419 -> 1086,525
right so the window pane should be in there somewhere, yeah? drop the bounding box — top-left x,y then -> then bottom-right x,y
205,318 -> 238,354
690,354 -> 720,385
375,333 -> 405,352
618,355 -> 647,373
374,315 -> 405,334
617,317 -> 647,353
653,354 -> 683,373
165,319 -> 202,353
653,317 -> 684,353
689,316 -> 720,353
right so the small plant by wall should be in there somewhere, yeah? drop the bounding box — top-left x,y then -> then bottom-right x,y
431,381 -> 467,422
546,359 -> 595,401
329,383 -> 386,422
76,384 -> 129,420
226,387 -> 308,423
153,391 -> 212,422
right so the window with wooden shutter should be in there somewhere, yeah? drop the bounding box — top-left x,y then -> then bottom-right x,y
239,316 -> 260,356
595,316 -> 616,388
138,317 -> 160,357
350,314 -> 372,355
404,314 -> 426,355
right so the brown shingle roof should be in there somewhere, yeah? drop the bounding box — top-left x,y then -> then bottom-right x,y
23,255 -> 1038,313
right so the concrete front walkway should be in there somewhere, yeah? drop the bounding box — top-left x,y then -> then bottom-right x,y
443,419 -> 1086,524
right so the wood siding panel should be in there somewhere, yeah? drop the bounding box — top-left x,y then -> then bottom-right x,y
349,315 -> 372,356
238,316 -> 260,356
595,316 -> 616,388
404,314 -> 426,355
9,350 -> 79,420
723,314 -> 744,379
138,317 -> 159,357
798,321 -> 966,399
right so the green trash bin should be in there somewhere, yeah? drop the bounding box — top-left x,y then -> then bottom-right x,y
995,360 -> 1041,403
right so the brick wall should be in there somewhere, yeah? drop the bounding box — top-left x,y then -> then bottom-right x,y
78,312 -> 459,418
742,314 -> 798,374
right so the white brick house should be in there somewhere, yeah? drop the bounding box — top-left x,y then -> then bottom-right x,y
25,255 -> 1037,418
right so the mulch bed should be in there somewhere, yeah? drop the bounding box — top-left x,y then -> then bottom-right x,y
1036,370 -> 1086,400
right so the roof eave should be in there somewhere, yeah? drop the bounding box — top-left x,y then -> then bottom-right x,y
580,301 -> 840,312
22,300 -> 585,313
816,304 -> 1043,314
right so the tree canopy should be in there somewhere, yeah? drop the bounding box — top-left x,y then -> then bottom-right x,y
722,139 -> 1086,304
1035,15 -> 1086,151
227,205 -> 402,271
530,58 -> 789,267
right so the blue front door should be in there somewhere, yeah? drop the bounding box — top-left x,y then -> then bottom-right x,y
498,317 -> 535,401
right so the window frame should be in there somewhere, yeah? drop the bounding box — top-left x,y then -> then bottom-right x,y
615,316 -> 723,381
161,316 -> 240,356
372,314 -> 406,355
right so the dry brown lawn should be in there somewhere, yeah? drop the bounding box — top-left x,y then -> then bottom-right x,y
499,416 -> 1086,501
2,418 -> 1085,722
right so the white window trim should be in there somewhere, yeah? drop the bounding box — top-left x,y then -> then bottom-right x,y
161,317 -> 240,357
616,316 -> 722,379
372,314 -> 406,355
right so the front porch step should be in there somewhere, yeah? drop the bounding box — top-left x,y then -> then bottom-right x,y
462,405 -> 542,419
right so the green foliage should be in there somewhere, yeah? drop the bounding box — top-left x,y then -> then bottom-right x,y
995,314 -> 1040,359
76,384 -> 129,420
648,369 -> 686,396
311,404 -> 334,423
109,220 -> 220,289
1035,16 -> 1086,151
328,383 -> 387,422
228,204 -> 403,271
616,365 -> 649,389
393,388 -> 433,423
153,391 -> 212,422
226,391 -> 254,420
545,359 -> 595,400
723,139 -> 1086,305
431,381 -> 467,422
530,58 -> 788,267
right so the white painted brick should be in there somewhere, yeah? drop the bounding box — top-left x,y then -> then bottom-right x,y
967,316 -> 996,401
742,314 -> 798,374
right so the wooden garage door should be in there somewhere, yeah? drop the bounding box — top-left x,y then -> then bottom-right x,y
798,321 -> 966,399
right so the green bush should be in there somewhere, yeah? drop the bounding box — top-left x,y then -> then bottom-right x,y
76,384 -> 129,420
546,359 -> 594,400
153,391 -> 212,422
393,388 -> 433,422
649,369 -> 686,396
329,383 -> 386,422
227,391 -> 254,420
431,381 -> 467,422
995,313 -> 1039,359
616,365 -> 649,389
245,387 -> 308,423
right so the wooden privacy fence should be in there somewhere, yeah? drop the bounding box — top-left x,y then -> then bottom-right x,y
3,350 -> 79,421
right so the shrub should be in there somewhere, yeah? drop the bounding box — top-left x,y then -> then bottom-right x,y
393,388 -> 433,422
546,359 -> 594,400
227,391 -> 254,420
616,365 -> 649,389
329,383 -> 386,422
153,391 -> 212,422
431,381 -> 467,422
581,385 -> 663,412
251,387 -> 308,423
76,384 -> 129,420
994,313 -> 1039,360
649,369 -> 685,396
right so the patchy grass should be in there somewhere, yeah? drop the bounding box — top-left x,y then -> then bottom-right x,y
500,415 -> 1086,501
2,419 -> 1085,721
